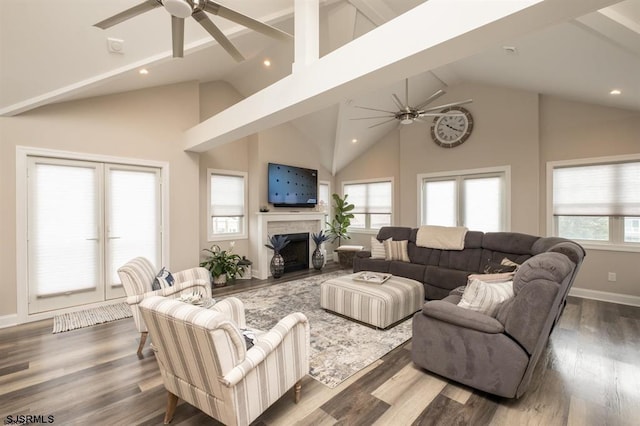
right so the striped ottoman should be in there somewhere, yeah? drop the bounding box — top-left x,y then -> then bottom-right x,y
320,273 -> 425,329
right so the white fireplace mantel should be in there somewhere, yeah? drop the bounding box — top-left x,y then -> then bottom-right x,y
253,211 -> 326,280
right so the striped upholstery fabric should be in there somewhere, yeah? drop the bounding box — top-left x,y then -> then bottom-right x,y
139,296 -> 309,426
117,257 -> 212,334
320,273 -> 425,328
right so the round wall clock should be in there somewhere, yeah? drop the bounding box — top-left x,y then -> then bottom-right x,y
430,106 -> 474,148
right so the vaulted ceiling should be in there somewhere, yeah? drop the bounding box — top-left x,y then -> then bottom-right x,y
2,0 -> 639,174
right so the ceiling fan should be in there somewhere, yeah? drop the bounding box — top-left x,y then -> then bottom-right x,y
352,79 -> 473,128
94,0 -> 292,61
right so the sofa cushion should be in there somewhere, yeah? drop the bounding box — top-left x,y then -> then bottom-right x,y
389,261 -> 426,283
482,232 -> 539,254
438,248 -> 483,272
424,265 -> 472,292
377,226 -> 412,242
421,300 -> 505,333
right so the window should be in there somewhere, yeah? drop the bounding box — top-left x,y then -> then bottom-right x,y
208,169 -> 247,240
419,167 -> 509,232
343,179 -> 393,232
549,156 -> 640,249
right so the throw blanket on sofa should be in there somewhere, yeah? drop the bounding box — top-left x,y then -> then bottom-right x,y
416,225 -> 468,250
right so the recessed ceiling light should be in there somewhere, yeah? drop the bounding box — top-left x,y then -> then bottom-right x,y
610,89 -> 621,95
139,68 -> 149,75
263,59 -> 271,67
351,139 -> 358,144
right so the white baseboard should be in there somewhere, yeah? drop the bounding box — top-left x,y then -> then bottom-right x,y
0,313 -> 18,329
569,287 -> 640,307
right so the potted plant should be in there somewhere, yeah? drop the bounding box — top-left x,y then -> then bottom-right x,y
326,193 -> 355,247
265,234 -> 290,278
200,243 -> 245,287
311,230 -> 330,270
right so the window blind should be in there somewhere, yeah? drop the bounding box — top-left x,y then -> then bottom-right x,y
30,162 -> 100,296
345,181 -> 392,214
553,162 -> 640,216
211,173 -> 245,217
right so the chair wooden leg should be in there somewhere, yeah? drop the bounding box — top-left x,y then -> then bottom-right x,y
294,380 -> 302,404
137,332 -> 148,358
164,392 -> 179,424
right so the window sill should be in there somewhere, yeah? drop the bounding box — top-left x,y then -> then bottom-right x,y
208,233 -> 248,243
347,229 -> 380,235
578,242 -> 640,253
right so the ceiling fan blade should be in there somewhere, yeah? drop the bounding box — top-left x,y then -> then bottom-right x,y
94,0 -> 161,29
391,94 -> 406,111
415,89 -> 446,110
193,10 -> 245,62
422,99 -> 473,113
418,112 -> 465,117
172,16 -> 185,58
354,105 -> 397,114
368,118 -> 398,128
204,1 -> 292,41
350,115 -> 395,120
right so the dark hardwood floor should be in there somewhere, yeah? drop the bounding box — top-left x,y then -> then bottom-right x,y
1,266 -> 639,425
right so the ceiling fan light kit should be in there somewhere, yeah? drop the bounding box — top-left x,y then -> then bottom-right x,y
94,0 -> 292,61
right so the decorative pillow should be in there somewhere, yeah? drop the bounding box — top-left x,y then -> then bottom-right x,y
501,257 -> 521,268
370,237 -> 387,259
240,328 -> 257,349
383,239 -> 410,262
457,278 -> 514,317
152,267 -> 175,291
468,272 -> 515,283
483,261 -> 517,274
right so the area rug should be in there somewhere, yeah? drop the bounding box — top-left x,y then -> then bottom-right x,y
52,302 -> 132,333
222,271 -> 413,388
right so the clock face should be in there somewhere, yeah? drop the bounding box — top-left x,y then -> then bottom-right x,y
430,106 -> 473,148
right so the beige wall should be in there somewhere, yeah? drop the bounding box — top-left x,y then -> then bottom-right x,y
198,81 -> 250,259
336,83 -> 640,299
0,83 -> 201,319
539,96 -> 640,298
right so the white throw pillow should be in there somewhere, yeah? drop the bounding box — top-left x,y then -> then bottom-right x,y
383,239 -> 410,262
370,237 -> 387,259
458,278 -> 514,317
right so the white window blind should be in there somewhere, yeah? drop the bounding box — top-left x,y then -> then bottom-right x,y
211,173 -> 245,217
346,181 -> 392,214
108,167 -> 160,284
30,162 -> 100,296
424,180 -> 456,227
553,162 -> 640,216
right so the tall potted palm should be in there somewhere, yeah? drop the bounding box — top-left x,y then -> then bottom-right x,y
326,193 -> 355,247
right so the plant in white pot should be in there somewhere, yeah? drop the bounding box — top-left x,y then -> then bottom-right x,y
265,234 -> 290,279
326,193 -> 355,265
200,243 -> 244,287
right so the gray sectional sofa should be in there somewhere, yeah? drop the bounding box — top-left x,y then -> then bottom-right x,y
353,226 -> 585,398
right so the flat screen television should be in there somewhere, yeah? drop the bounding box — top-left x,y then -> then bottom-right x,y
268,162 -> 318,208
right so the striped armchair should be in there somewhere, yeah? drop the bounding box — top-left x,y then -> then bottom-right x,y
139,296 -> 310,426
117,257 -> 211,357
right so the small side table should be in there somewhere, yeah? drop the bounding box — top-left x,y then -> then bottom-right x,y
334,245 -> 364,270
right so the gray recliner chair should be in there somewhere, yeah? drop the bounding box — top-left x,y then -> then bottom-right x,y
411,241 -> 585,398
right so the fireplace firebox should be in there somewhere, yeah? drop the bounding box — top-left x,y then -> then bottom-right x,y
277,232 -> 309,274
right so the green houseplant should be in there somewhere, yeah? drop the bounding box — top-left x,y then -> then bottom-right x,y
326,193 -> 355,246
265,234 -> 289,278
200,243 -> 245,287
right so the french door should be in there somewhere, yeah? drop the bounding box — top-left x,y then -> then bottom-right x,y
27,157 -> 162,314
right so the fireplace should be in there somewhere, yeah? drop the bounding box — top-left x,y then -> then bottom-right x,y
277,232 -> 309,274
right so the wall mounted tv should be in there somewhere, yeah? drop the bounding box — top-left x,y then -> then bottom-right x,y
268,162 -> 318,208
